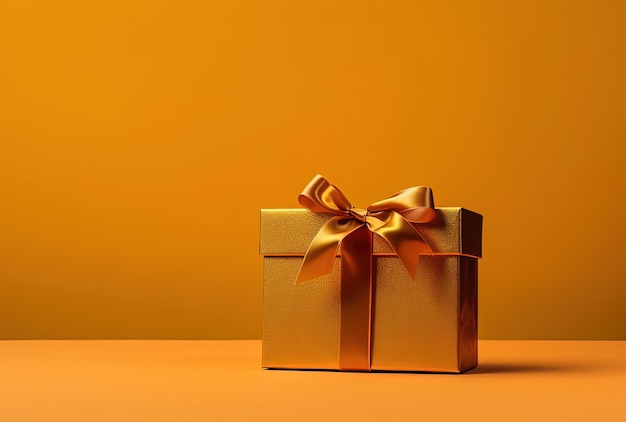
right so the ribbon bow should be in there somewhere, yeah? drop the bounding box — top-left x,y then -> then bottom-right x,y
296,174 -> 436,284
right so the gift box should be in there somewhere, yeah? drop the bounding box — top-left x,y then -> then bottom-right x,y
259,175 -> 482,373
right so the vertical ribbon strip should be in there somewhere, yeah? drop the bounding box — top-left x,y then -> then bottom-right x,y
296,175 -> 436,370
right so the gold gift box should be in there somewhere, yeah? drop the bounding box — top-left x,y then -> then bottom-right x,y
259,207 -> 482,373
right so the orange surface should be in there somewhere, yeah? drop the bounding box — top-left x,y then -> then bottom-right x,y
1,1 -> 625,340
0,340 -> 624,421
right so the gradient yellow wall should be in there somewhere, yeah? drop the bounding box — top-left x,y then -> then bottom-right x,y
1,1 -> 624,339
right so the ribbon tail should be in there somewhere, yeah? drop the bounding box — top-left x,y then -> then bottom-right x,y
370,211 -> 433,280
295,216 -> 363,284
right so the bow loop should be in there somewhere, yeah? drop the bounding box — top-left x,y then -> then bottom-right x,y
297,174 -> 352,215
367,186 -> 435,223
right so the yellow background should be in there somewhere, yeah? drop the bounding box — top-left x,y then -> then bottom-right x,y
1,1 -> 624,339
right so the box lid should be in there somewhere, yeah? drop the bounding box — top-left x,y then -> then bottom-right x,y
259,207 -> 482,258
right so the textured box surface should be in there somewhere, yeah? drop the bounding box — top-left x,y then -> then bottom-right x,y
260,208 -> 482,372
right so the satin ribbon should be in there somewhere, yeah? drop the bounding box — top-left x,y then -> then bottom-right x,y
296,175 -> 435,284
296,175 -> 436,370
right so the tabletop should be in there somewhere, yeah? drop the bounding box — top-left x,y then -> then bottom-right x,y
0,340 -> 624,421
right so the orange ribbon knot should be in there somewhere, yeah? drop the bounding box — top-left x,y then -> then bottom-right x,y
297,174 -> 436,284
